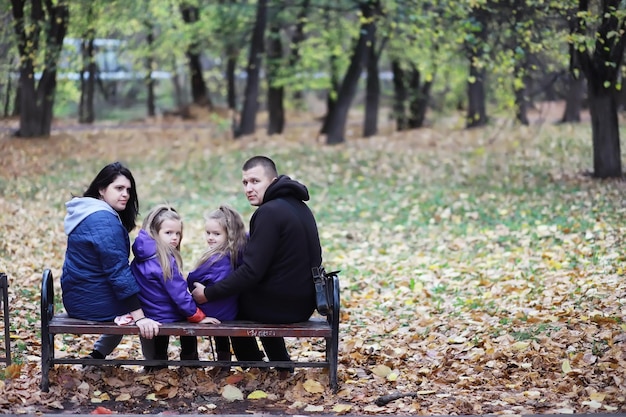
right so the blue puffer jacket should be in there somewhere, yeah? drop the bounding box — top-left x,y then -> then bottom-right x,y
131,229 -> 203,323
61,197 -> 140,321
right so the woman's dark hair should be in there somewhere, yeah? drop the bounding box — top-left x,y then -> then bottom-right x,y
83,162 -> 139,232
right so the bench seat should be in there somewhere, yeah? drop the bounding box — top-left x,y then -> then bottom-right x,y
40,269 -> 340,393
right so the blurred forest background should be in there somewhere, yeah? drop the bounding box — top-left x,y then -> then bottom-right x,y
1,0 -> 625,177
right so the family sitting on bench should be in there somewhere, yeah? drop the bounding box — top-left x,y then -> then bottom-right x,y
60,156 -> 324,377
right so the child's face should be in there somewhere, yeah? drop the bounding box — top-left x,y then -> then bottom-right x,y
205,218 -> 227,249
158,219 -> 182,248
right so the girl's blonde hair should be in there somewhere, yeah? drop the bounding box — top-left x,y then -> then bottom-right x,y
194,204 -> 247,269
142,204 -> 183,280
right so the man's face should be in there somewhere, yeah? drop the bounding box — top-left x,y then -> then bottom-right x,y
242,165 -> 275,206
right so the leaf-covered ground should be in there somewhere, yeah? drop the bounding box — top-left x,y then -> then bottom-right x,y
0,114 -> 625,415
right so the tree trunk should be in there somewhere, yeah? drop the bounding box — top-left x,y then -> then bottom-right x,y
588,90 -> 621,178
181,5 -> 212,108
289,0 -> 310,109
236,0 -> 267,138
226,53 -> 238,110
465,6 -> 488,129
466,64 -> 487,128
267,24 -> 284,135
4,68 -> 13,117
561,7 -> 584,123
575,0 -> 625,178
79,35 -> 96,124
391,60 -> 407,131
561,73 -> 584,123
514,63 -> 529,126
324,1 -> 380,144
363,36 -> 379,137
407,66 -> 432,129
145,29 -> 156,117
319,53 -> 340,134
11,0 -> 69,137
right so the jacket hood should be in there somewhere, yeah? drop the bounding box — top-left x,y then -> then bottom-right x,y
64,197 -> 119,235
264,175 -> 310,203
132,229 -> 158,261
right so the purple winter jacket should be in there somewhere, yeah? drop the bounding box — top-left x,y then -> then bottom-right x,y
131,229 -> 202,323
187,254 -> 239,321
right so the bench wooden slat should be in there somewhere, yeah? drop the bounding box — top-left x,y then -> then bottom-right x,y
50,314 -> 332,338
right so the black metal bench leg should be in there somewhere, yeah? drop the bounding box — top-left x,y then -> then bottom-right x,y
328,275 -> 340,393
1,273 -> 10,366
40,269 -> 55,392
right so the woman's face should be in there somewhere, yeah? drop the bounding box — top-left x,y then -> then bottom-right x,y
100,175 -> 131,212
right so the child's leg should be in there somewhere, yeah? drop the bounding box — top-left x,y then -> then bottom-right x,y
214,336 -> 231,361
141,335 -> 169,371
180,336 -> 198,361
92,334 -> 124,357
231,336 -> 264,361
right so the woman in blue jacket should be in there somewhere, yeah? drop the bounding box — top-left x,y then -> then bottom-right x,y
61,162 -> 160,360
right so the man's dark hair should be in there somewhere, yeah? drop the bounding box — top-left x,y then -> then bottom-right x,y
242,155 -> 278,177
83,161 -> 139,232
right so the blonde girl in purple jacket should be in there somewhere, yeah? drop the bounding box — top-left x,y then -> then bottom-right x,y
132,204 -> 218,370
187,205 -> 248,366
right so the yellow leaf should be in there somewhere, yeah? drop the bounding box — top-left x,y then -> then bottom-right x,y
303,379 -> 325,394
90,398 -> 103,404
589,392 -> 606,402
372,364 -> 392,377
562,359 -> 572,374
115,393 -> 131,402
146,393 -> 158,401
512,342 -> 529,351
99,393 -> 110,401
247,390 -> 268,399
387,372 -> 398,381
332,404 -> 352,413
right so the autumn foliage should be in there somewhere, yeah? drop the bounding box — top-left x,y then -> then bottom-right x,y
0,114 -> 625,414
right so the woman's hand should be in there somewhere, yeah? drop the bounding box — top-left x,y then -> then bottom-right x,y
192,282 -> 208,303
135,317 -> 161,339
199,316 -> 220,324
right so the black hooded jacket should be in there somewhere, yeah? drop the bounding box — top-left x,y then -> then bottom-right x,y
203,175 -> 321,323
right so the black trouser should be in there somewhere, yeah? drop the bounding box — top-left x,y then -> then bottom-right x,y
143,335 -> 198,361
231,336 -> 291,368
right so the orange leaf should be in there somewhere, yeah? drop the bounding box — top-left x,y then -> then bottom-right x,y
91,406 -> 113,414
225,374 -> 244,384
4,364 -> 23,379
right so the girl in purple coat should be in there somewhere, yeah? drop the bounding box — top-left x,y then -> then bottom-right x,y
188,205 -> 247,365
131,204 -> 218,370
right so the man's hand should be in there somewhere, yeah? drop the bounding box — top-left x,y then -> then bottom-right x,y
192,282 -> 208,304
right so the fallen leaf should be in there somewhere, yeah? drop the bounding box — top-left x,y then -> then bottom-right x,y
90,406 -> 113,414
304,404 -> 324,412
115,393 -> 131,402
562,359 -> 572,374
247,390 -> 268,399
222,384 -> 244,401
372,364 -> 392,378
303,379 -> 325,394
332,404 -> 352,413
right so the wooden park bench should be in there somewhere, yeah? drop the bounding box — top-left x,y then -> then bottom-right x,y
1,273 -> 10,366
40,269 -> 340,393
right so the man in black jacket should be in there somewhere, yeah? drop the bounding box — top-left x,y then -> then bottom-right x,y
192,155 -> 322,370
